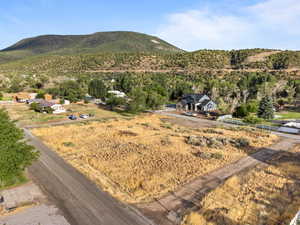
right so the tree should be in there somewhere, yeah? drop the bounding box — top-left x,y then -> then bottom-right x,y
36,90 -> 46,99
127,88 -> 147,113
88,79 -> 107,100
246,100 -> 259,113
257,96 -> 275,119
0,109 -> 38,187
233,105 -> 249,118
106,96 -> 126,110
145,91 -> 166,110
59,81 -> 84,103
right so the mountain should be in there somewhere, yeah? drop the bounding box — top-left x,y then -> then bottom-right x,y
0,31 -> 182,59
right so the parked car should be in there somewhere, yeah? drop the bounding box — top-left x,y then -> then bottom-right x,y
68,115 -> 77,120
183,112 -> 198,117
79,114 -> 89,119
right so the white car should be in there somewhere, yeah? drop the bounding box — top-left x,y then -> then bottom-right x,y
79,114 -> 89,119
183,112 -> 198,117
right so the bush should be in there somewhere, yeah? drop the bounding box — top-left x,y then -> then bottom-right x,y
0,92 -> 3,100
233,105 -> 249,118
246,100 -> 259,113
233,138 -> 250,148
243,115 -> 263,124
30,102 -> 43,112
36,90 -> 46,99
63,142 -> 75,147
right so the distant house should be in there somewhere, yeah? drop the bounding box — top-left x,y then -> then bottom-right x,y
14,93 -> 31,103
14,92 -> 38,103
108,90 -> 126,98
28,99 -> 66,114
177,94 -> 217,112
39,101 -> 66,114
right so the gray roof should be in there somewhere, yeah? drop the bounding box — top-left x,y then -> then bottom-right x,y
181,94 -> 207,104
30,99 -> 55,107
201,99 -> 211,106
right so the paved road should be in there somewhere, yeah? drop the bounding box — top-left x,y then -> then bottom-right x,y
159,112 -> 300,140
24,129 -> 155,225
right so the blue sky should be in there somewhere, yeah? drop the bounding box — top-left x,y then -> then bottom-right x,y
0,0 -> 299,51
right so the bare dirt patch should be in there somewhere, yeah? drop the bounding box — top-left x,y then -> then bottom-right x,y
182,145 -> 300,225
32,114 -> 277,203
246,51 -> 281,63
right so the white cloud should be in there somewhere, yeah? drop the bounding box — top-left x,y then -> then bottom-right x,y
156,0 -> 300,51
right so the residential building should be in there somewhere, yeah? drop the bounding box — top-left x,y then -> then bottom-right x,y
177,94 -> 217,112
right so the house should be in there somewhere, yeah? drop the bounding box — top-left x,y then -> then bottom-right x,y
39,101 -> 66,114
177,94 -> 217,112
14,93 -> 31,103
29,99 -> 66,114
14,92 -> 38,103
108,90 -> 126,98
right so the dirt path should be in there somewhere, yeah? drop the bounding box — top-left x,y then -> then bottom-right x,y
85,68 -> 300,74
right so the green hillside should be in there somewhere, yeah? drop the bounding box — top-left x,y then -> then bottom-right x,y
0,31 -> 182,63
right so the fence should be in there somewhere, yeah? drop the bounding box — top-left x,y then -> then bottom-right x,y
222,119 -> 300,134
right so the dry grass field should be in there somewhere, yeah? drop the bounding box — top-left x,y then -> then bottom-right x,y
182,146 -> 300,225
32,114 -> 278,203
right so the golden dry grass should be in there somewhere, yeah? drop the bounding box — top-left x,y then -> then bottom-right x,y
182,146 -> 300,225
32,114 -> 278,203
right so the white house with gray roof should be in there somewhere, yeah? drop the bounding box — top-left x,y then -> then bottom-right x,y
177,94 -> 217,112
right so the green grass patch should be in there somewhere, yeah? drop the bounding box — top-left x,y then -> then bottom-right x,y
275,111 -> 300,120
0,173 -> 28,190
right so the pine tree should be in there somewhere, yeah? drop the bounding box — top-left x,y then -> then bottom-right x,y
257,96 -> 274,119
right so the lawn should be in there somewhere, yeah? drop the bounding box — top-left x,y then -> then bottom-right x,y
0,173 -> 28,191
276,111 -> 300,120
32,114 -> 278,203
182,145 -> 300,225
1,102 -> 125,126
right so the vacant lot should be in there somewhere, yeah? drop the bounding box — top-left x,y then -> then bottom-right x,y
182,146 -> 300,225
32,114 -> 278,203
1,103 -> 122,126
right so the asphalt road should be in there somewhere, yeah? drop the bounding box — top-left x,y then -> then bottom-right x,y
159,112 -> 300,140
24,129 -> 155,225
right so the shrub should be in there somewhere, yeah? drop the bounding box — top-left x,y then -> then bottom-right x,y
30,102 -> 43,112
161,136 -> 172,146
233,138 -> 250,148
63,142 -> 75,147
0,92 -> 3,100
233,105 -> 249,118
211,153 -> 223,159
36,90 -> 46,99
243,115 -> 263,124
246,100 -> 259,113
